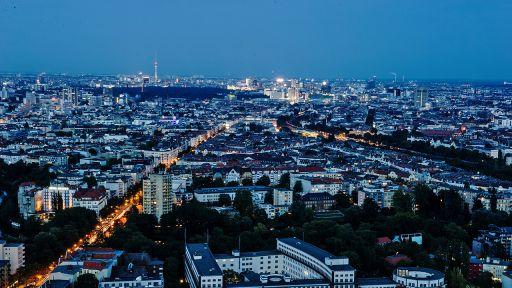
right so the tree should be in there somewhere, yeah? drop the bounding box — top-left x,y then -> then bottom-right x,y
223,269 -> 243,284
75,273 -> 99,288
293,181 -> 303,201
286,201 -> 313,226
252,208 -> 268,224
392,190 -> 414,213
446,267 -> 468,288
218,194 -> 232,207
164,256 -> 186,287
293,181 -> 303,194
438,189 -> 465,224
472,197 -> 484,211
241,178 -> 253,186
264,191 -> 273,204
225,181 -> 239,187
51,192 -> 63,212
83,176 -> 97,188
489,188 -> 498,212
277,173 -> 290,188
413,183 -> 440,218
233,190 -> 253,216
334,191 -> 352,209
154,128 -> 164,137
361,198 -> 379,222
255,175 -> 271,186
212,177 -> 225,187
192,176 -> 211,189
472,271 -> 500,288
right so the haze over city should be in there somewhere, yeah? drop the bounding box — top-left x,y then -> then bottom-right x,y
1,0 -> 512,80
1,1 -> 512,288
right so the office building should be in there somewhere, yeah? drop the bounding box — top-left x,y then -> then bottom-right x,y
415,88 -> 428,108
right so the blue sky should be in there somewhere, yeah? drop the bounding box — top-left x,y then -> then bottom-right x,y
0,0 -> 511,80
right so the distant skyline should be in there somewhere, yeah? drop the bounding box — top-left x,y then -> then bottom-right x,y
1,0 -> 511,80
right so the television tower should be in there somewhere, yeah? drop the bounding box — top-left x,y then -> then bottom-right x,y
154,54 -> 158,83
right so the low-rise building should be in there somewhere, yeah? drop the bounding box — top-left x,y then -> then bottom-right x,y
73,187 -> 108,215
392,267 -> 445,288
301,192 -> 336,210
185,237 -> 356,288
193,186 -> 270,204
469,256 -> 511,280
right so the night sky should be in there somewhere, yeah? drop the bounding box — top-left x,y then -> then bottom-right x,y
1,0 -> 511,80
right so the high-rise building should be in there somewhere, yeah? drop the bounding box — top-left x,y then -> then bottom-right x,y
415,87 -> 429,108
24,91 -> 38,106
287,87 -> 299,103
366,76 -> 376,89
1,85 -> 7,100
89,94 -> 103,107
143,173 -> 174,220
154,56 -> 158,83
0,240 -> 25,275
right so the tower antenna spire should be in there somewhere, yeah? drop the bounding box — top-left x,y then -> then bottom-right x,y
154,53 -> 158,83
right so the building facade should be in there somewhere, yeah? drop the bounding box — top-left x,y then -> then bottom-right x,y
0,240 -> 25,275
143,173 -> 174,220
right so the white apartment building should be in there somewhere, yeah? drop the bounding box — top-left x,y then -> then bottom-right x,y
185,243 -> 224,288
42,184 -> 76,212
17,182 -> 43,219
193,186 -> 270,204
143,173 -> 174,220
273,188 -> 293,206
101,177 -> 128,198
0,241 -> 25,275
73,187 -> 108,215
185,238 -> 355,288
251,167 -> 298,185
392,267 -> 445,288
293,177 -> 343,196
39,154 -> 68,166
141,149 -> 180,167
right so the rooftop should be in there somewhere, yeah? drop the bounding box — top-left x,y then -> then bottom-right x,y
186,243 -> 223,277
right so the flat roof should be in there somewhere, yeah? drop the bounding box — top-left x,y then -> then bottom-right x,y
215,250 -> 280,259
228,271 -> 329,287
278,238 -> 354,271
186,243 -> 223,277
194,186 -> 271,194
356,277 -> 397,286
278,237 -> 342,262
394,267 -> 445,280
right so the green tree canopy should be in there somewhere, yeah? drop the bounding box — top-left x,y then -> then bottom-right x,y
392,190 -> 414,213
75,273 -> 99,288
233,190 -> 253,216
255,175 -> 271,186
